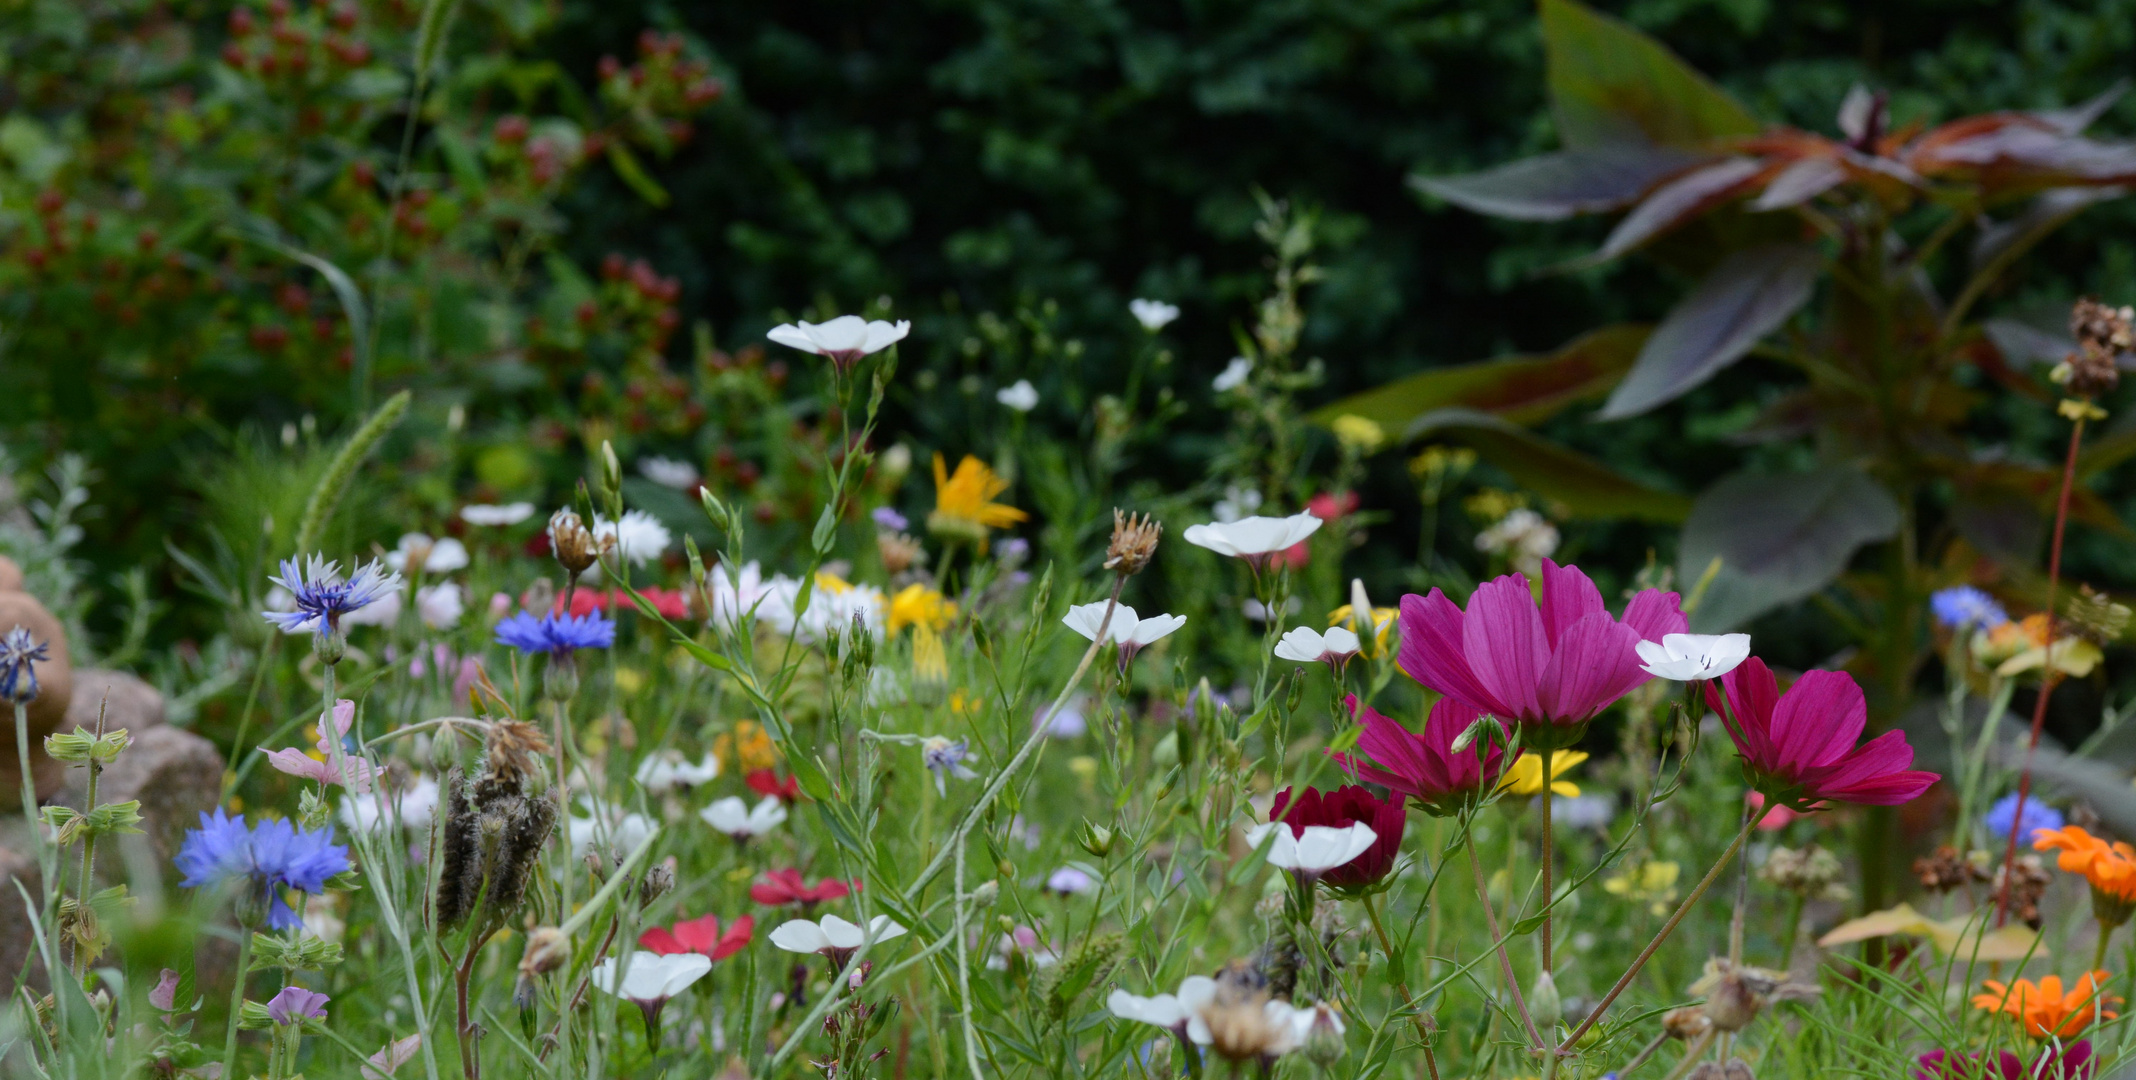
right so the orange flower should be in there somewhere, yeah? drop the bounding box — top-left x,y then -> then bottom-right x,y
2034,826 -> 2136,902
1971,971 -> 2120,1038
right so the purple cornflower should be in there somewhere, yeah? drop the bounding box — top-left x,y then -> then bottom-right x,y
1931,586 -> 2009,632
263,556 -> 402,637
0,627 -> 49,703
871,507 -> 909,531
494,611 -> 616,655
266,986 -> 330,1025
920,736 -> 978,795
176,810 -> 350,929
1984,791 -> 2065,842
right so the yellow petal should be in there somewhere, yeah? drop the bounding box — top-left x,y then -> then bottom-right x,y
1551,780 -> 1580,797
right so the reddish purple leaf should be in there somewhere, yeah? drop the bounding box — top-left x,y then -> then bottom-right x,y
1599,243 -> 1821,419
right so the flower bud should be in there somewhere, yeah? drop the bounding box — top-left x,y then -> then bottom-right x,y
1529,971 -> 1562,1029
600,440 -> 623,504
1076,820 -> 1117,859
969,880 -> 999,908
1300,1002 -> 1348,1067
518,926 -> 571,978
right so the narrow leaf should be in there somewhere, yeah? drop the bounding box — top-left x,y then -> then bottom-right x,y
1749,157 -> 1846,211
1594,157 -> 1763,261
1404,408 -> 1691,522
1411,145 -> 1704,221
606,143 -> 671,207
1600,243 -> 1821,419
1311,324 -> 1650,431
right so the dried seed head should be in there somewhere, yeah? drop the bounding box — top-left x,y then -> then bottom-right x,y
486,792 -> 557,920
2063,297 -> 2131,398
1662,1005 -> 1712,1041
1104,510 -> 1162,576
549,509 -> 599,575
1993,853 -> 2052,929
1910,844 -> 1984,893
483,718 -> 553,794
2064,585 -> 2132,644
434,771 -> 479,930
641,856 -> 678,906
1199,960 -> 1285,1062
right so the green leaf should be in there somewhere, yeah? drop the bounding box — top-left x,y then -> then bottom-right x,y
1403,408 -> 1691,522
1599,243 -> 1821,420
1540,0 -> 1759,150
811,505 -> 838,554
606,144 -> 671,207
1679,466 -> 1902,631
1411,144 -> 1705,221
1312,324 -> 1650,432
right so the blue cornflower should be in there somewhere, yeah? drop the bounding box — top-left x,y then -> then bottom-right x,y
176,809 -> 350,929
263,556 -> 402,637
1983,791 -> 2064,843
0,627 -> 50,703
494,611 -> 616,655
1931,586 -> 2009,632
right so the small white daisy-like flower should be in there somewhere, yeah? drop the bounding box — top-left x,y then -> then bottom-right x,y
701,795 -> 788,839
591,510 -> 674,568
1129,298 -> 1181,332
384,533 -> 469,574
996,379 -> 1039,412
639,456 -> 701,490
1212,356 -> 1253,393
461,502 -> 535,526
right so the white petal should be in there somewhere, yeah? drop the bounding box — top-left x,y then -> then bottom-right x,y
654,953 -> 713,997
1322,626 -> 1360,654
862,320 -> 912,352
1176,976 -> 1218,1012
700,796 -> 749,834
769,919 -> 832,955
817,914 -> 865,950
767,324 -> 823,355
1293,823 -> 1377,872
1062,602 -> 1137,643
1125,613 -> 1186,646
1245,822 -> 1302,869
1273,626 -> 1324,663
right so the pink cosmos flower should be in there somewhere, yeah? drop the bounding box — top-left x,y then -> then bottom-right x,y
1331,694 -> 1512,816
263,699 -> 374,792
1398,560 -> 1686,748
1706,658 -> 1937,810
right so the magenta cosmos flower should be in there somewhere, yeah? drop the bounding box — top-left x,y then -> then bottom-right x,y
1399,560 -> 1686,749
1332,695 -> 1511,816
1705,658 -> 1937,811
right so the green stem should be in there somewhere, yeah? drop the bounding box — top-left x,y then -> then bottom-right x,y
1362,892 -> 1439,1080
2093,922 -> 2114,974
1467,843 -> 1541,1049
221,931 -> 254,1079
1561,804 -> 1772,1051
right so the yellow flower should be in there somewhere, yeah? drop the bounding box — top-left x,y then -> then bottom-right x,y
928,454 -> 1028,546
913,625 -> 948,685
1327,604 -> 1398,659
1500,749 -> 1586,797
948,688 -> 978,715
887,583 -> 957,635
1978,613 -> 2104,678
815,571 -> 854,595
713,720 -> 781,773
1331,414 -> 1387,455
1604,859 -> 1681,916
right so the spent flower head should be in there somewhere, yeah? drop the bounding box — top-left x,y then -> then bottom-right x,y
0,627 -> 49,704
1105,509 -> 1162,576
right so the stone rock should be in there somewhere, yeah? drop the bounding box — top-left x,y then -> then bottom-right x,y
62,668 -> 167,736
0,557 -> 75,807
0,844 -> 42,994
73,726 -> 224,864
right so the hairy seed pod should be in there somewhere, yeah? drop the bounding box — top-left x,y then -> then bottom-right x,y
433,771 -> 479,929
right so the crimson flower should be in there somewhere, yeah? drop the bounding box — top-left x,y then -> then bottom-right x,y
1399,560 -> 1685,749
1270,785 -> 1404,890
1332,695 -> 1511,816
1915,1040 -> 2092,1080
1706,658 -> 1937,810
750,868 -> 857,908
639,913 -> 754,961
747,769 -> 801,803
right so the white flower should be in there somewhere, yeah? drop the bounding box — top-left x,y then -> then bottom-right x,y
416,583 -> 464,629
1108,976 -> 1217,1030
639,456 -> 701,490
1060,603 -> 1187,649
768,914 -> 908,957
1183,513 -> 1322,564
1242,596 -> 1303,622
1129,299 -> 1181,332
384,533 -> 469,574
754,574 -> 885,644
635,751 -> 722,793
1474,508 -> 1559,577
1635,632 -> 1752,682
767,315 -> 911,365
996,379 -> 1039,412
1243,821 -> 1378,875
591,510 -> 673,568
1213,356 -> 1253,393
301,894 -> 345,942
1185,997 -> 1312,1055
701,795 -> 787,838
342,590 -> 402,627
591,950 -> 714,1004
1212,485 -> 1262,523
706,561 -> 774,628
1272,626 -> 1361,666
461,502 -> 535,526
566,805 -> 656,860
340,776 -> 441,833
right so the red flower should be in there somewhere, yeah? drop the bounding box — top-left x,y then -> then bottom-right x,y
1706,658 -> 1937,810
1270,785 -> 1405,889
1307,491 -> 1359,521
638,587 -> 691,620
747,769 -> 801,803
639,913 -> 754,961
1399,559 -> 1685,749
1332,694 -> 1511,816
750,868 -> 856,908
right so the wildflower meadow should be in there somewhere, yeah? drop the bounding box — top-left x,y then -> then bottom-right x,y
7,2 -> 2136,1079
